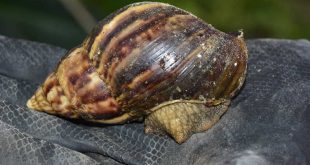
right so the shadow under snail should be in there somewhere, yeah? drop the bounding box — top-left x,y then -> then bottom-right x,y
27,2 -> 248,143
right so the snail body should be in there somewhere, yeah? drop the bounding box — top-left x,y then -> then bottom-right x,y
27,2 -> 248,143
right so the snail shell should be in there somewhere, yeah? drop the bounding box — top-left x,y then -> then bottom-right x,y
27,2 -> 247,143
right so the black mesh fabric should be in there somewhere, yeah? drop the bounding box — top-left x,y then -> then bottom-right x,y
0,35 -> 309,165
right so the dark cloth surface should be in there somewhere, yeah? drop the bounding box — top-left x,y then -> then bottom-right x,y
0,35 -> 309,165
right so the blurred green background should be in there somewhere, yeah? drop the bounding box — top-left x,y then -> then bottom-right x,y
0,0 -> 309,49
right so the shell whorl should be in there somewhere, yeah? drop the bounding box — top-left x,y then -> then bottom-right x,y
27,2 -> 248,123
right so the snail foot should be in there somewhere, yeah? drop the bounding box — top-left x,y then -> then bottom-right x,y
144,99 -> 230,143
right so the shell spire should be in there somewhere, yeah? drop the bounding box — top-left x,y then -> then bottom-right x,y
27,86 -> 54,113
27,46 -> 125,123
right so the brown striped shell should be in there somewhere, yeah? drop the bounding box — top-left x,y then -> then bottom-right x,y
27,2 -> 247,126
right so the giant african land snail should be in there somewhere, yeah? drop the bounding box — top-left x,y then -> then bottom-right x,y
27,2 -> 248,143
